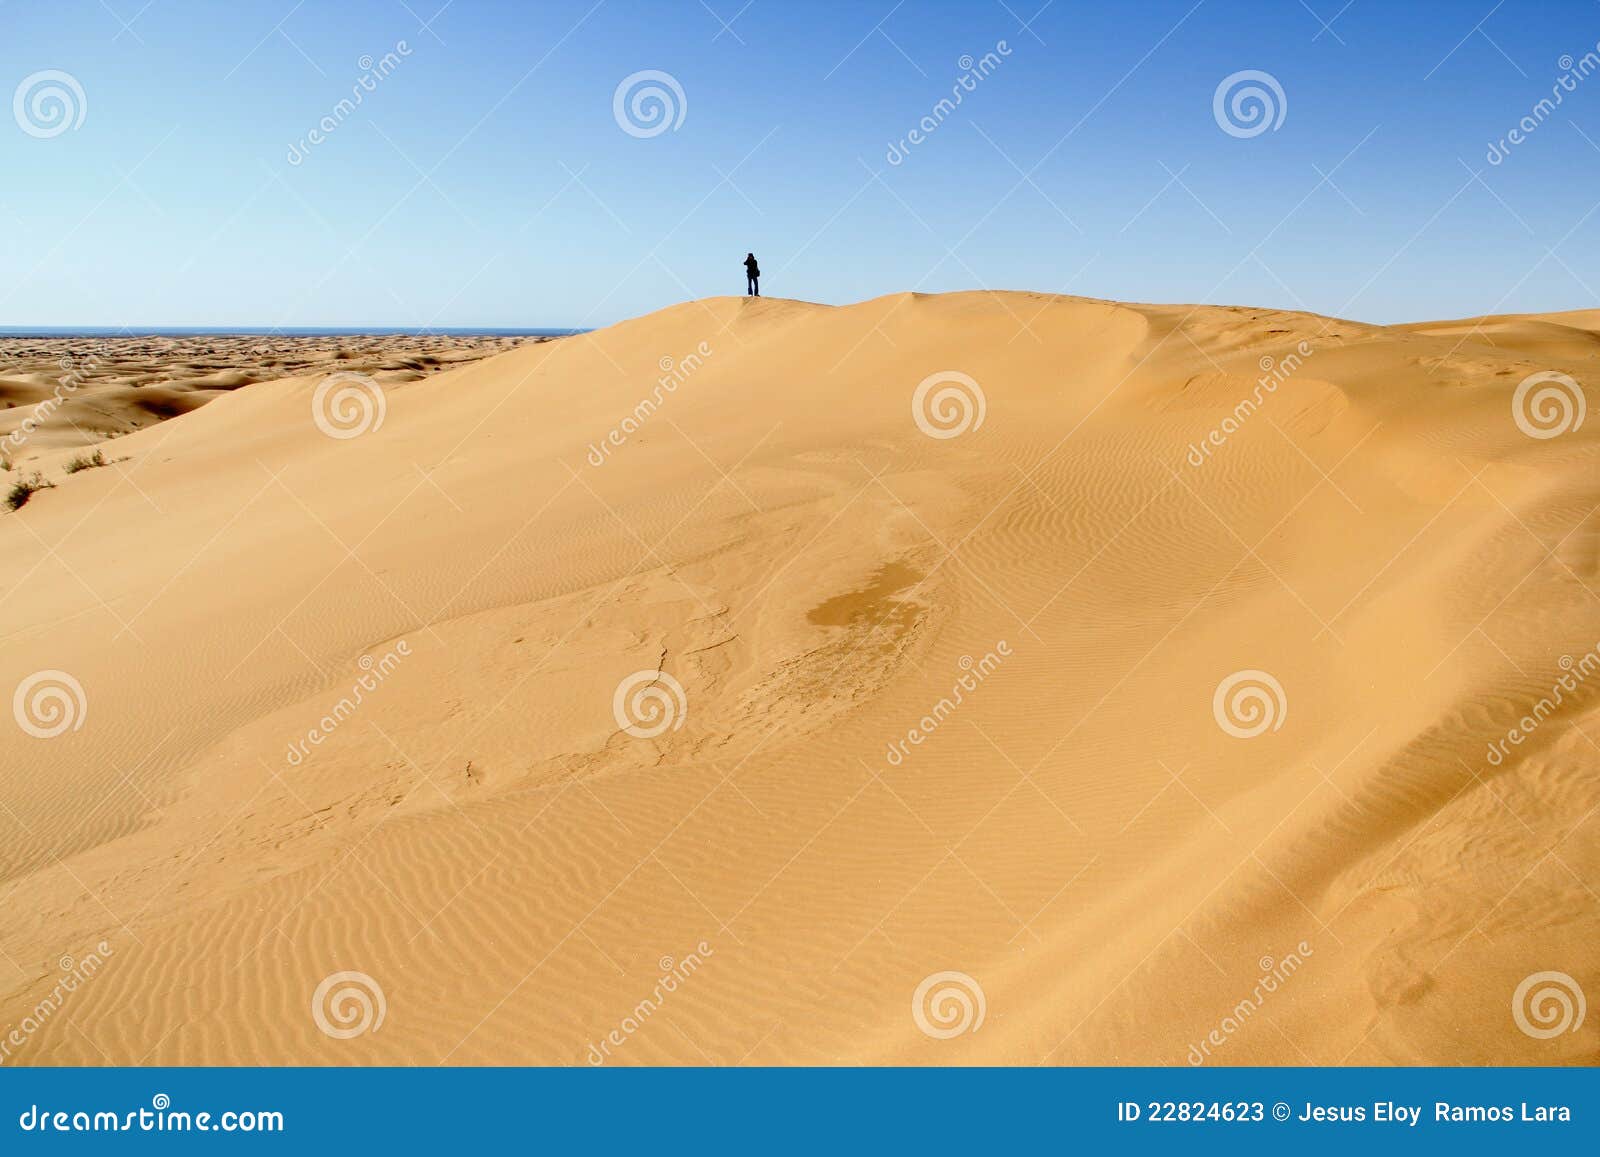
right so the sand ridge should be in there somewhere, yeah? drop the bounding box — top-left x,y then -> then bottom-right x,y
0,291 -> 1595,1066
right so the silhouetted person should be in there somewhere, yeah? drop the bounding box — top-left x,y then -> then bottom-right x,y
744,252 -> 760,297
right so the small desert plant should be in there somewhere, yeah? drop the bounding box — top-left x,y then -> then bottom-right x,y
6,471 -> 54,511
63,449 -> 106,474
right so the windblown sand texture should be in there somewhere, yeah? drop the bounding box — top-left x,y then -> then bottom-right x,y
1,292 -> 1595,1065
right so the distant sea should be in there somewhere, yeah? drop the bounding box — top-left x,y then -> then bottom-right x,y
0,327 -> 587,338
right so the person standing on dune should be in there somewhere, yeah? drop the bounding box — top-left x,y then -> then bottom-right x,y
744,252 -> 760,297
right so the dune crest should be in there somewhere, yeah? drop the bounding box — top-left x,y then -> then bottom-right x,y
1,291 -> 1595,1066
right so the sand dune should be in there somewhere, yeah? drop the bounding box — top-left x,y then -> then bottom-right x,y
1,291 -> 1595,1066
0,333 -> 541,459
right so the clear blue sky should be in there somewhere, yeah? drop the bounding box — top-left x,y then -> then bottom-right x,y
3,0 -> 1598,327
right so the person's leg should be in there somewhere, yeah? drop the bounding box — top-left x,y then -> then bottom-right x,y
754,276 -> 760,297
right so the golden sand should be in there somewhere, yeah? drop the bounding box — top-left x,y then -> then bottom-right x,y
1,293 -> 1594,1065
0,333 -> 539,456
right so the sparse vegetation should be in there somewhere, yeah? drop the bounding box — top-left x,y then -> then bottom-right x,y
5,471 -> 54,511
63,449 -> 106,474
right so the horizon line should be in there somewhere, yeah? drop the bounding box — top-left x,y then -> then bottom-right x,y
2,287 -> 1596,335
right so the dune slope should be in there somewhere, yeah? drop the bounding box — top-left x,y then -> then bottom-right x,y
1,291 -> 1595,1066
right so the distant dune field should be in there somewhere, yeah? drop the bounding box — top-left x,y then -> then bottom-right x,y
0,292 -> 1594,1066
0,333 -> 540,456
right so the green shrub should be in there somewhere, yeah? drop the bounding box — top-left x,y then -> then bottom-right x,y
5,472 -> 54,511
63,449 -> 106,474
